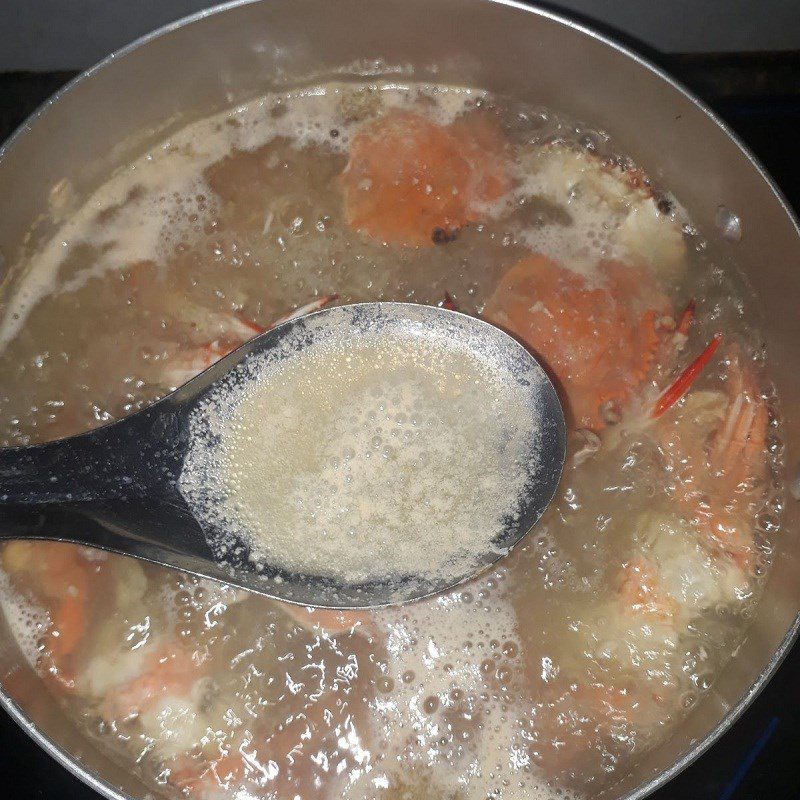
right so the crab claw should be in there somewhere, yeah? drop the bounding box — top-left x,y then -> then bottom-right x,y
655,344 -> 768,572
159,295 -> 339,390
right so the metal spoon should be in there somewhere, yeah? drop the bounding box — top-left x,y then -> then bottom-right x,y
0,303 -> 566,607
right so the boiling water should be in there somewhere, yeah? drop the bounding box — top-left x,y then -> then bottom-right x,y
0,80 -> 784,800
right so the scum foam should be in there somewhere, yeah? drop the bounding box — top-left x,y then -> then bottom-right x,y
0,572 -> 49,670
179,306 -> 545,589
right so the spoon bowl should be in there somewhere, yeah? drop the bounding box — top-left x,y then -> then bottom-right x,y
0,303 -> 566,607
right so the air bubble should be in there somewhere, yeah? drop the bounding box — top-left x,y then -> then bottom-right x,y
501,641 -> 518,659
757,513 -> 779,533
423,695 -> 440,714
715,205 -> 742,242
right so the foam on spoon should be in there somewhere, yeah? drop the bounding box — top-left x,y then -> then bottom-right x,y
179,306 -> 546,592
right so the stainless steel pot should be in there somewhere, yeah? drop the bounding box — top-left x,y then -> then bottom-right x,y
0,1 -> 798,798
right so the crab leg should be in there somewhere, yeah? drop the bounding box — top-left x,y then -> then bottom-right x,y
652,334 -> 722,418
438,291 -> 459,311
269,294 -> 339,328
675,298 -> 695,336
233,313 -> 267,336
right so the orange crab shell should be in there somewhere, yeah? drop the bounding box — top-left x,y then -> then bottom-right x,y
531,678 -> 671,780
280,604 -> 375,637
484,254 -> 672,430
170,753 -> 245,796
104,644 -> 207,721
340,109 -> 512,247
616,557 -> 679,622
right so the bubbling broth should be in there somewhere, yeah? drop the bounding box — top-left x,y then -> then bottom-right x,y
0,80 -> 784,800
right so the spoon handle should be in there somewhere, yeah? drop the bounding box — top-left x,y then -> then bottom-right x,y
0,427 -> 153,546
0,404 -> 205,557
0,433 -> 121,505
0,402 -> 188,505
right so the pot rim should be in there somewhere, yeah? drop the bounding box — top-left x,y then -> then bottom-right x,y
0,2 -> 798,799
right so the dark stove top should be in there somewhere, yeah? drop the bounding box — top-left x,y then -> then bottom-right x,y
1,50 -> 799,800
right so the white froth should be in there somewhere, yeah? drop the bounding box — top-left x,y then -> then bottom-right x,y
507,144 -> 688,280
0,573 -> 49,670
0,83 -> 477,351
346,578 -> 577,800
179,319 -> 542,587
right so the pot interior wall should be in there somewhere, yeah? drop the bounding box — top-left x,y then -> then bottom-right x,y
0,1 -> 798,798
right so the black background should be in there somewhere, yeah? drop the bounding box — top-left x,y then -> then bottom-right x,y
0,46 -> 799,800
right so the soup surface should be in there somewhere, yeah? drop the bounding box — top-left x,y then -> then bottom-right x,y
0,81 -> 785,799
